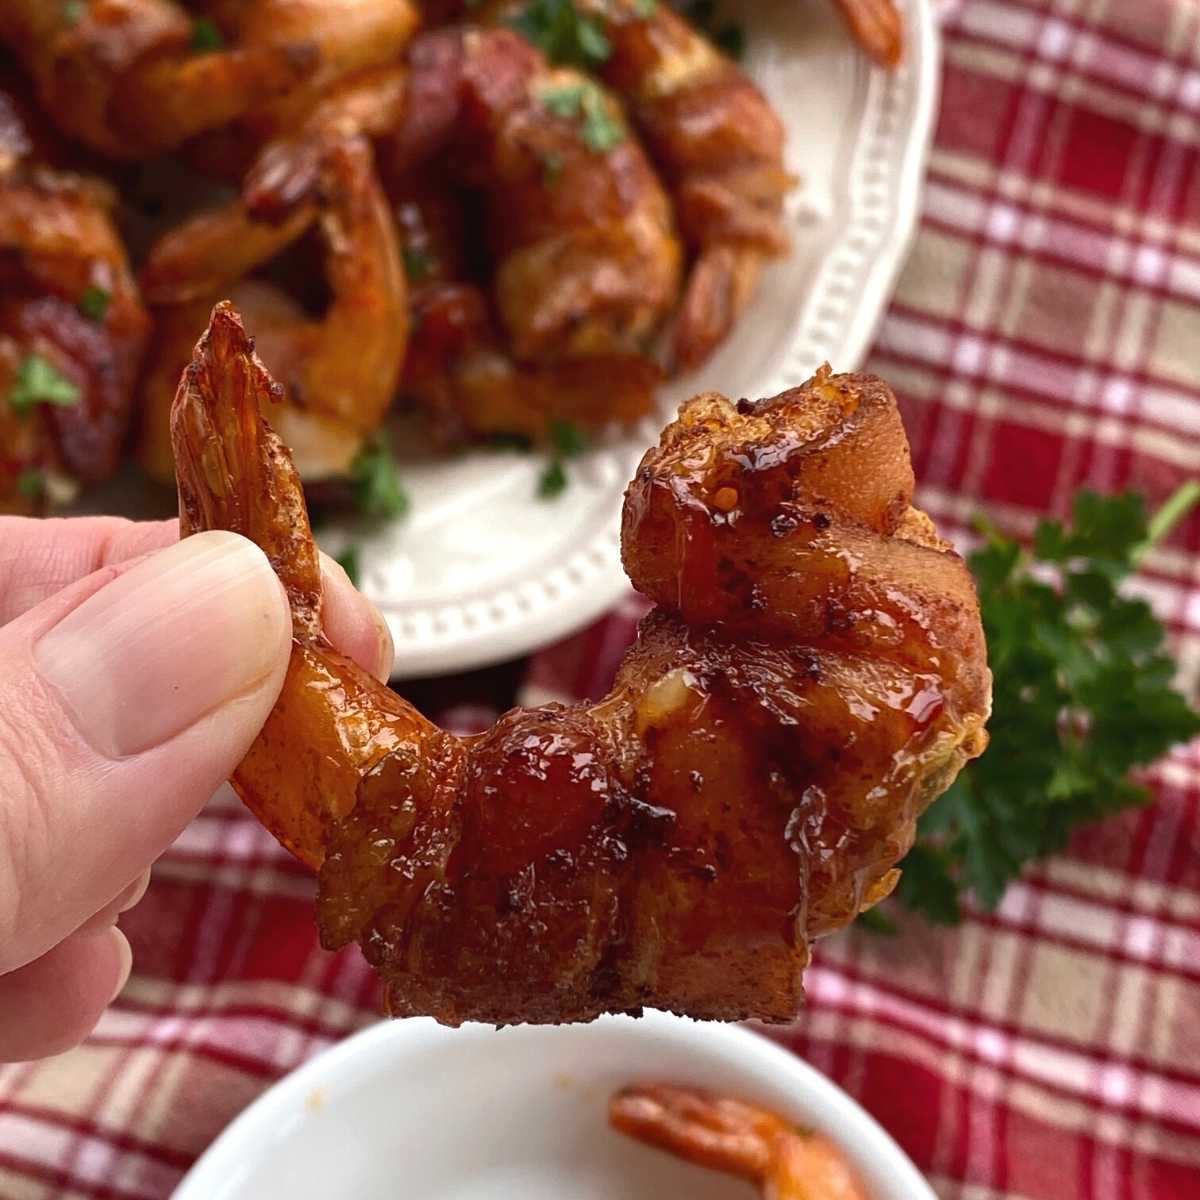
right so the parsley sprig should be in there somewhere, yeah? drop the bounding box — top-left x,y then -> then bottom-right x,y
79,285 -> 111,322
350,435 -> 409,520
537,418 -> 586,499
191,17 -> 224,53
540,81 -> 625,153
7,354 -> 80,419
888,484 -> 1200,925
510,0 -> 612,69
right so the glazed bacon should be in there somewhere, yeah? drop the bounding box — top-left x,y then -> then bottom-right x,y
172,304 -> 989,1027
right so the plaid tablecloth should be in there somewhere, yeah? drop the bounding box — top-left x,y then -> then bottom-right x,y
3,1 -> 1200,1197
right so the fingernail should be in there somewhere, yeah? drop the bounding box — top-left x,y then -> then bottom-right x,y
107,928 -> 132,1003
373,610 -> 395,683
36,531 -> 290,758
118,868 -> 152,913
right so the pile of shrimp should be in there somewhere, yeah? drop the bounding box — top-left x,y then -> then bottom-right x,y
172,302 -> 988,1027
0,0 -> 902,511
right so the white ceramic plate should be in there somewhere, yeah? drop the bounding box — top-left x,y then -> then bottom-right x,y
318,0 -> 941,678
172,1010 -> 935,1200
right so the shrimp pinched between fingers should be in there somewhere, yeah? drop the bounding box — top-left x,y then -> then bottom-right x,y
172,303 -> 989,1027
139,132 -> 406,481
611,1083 -> 870,1200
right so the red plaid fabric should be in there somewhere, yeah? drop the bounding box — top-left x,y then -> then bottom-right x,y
3,1 -> 1200,1197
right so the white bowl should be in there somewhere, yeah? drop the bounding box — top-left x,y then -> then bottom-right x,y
173,1011 -> 935,1199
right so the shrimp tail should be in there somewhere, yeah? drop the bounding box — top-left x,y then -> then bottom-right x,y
172,302 -> 419,871
833,0 -> 903,68
610,1083 -> 872,1200
172,301 -> 322,641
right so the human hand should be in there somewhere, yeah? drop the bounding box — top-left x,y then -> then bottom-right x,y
0,515 -> 393,1062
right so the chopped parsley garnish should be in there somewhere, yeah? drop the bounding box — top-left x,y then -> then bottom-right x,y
535,420 -> 586,499
539,82 -> 625,153
16,468 -> 44,500
634,0 -> 658,16
541,82 -> 587,119
883,484 -> 1200,924
8,354 -> 81,419
78,285 -> 111,323
350,435 -> 409,520
62,0 -> 86,27
549,418 -> 586,458
537,458 -> 568,499
579,87 -> 625,152
191,17 -> 225,53
335,544 -> 362,588
402,246 -> 433,283
510,0 -> 611,69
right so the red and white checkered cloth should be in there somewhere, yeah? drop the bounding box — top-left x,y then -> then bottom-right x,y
3,1 -> 1200,1196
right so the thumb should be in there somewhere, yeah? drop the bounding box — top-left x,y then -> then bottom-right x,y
0,530 -> 291,977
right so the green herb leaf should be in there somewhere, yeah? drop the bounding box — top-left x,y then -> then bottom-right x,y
537,459 -> 568,499
891,484 -> 1200,926
191,17 -> 225,53
78,285 -> 111,323
16,468 -> 44,500
511,0 -> 611,69
540,81 -> 625,154
336,544 -> 362,588
402,245 -> 432,283
634,0 -> 658,17
549,418 -> 585,458
540,82 -> 586,119
350,435 -> 409,520
62,0 -> 86,27
579,86 -> 624,152
8,354 -> 81,418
